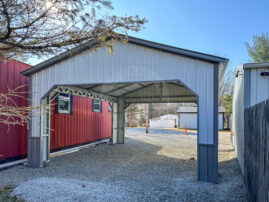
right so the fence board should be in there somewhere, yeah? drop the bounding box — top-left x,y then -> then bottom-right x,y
244,99 -> 269,202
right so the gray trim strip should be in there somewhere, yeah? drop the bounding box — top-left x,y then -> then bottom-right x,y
213,64 -> 219,145
28,137 -> 41,167
21,35 -> 228,76
244,69 -> 251,108
198,144 -> 218,183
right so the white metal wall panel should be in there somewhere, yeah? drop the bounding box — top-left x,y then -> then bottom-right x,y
150,120 -> 175,128
232,69 -> 244,172
250,68 -> 269,106
180,113 -> 197,129
218,114 -> 223,130
150,115 -> 178,128
179,113 -> 223,130
29,41 -> 216,144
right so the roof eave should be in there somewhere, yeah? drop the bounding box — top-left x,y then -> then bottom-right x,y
243,62 -> 269,70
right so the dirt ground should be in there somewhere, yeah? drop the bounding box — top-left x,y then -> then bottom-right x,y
0,129 -> 246,202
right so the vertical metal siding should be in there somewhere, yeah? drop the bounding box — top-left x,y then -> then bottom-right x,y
0,60 -> 30,162
50,96 -> 112,151
232,68 -> 245,172
250,68 -> 269,106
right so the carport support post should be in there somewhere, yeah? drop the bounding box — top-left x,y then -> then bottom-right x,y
112,98 -> 125,144
197,64 -> 219,183
28,96 -> 49,167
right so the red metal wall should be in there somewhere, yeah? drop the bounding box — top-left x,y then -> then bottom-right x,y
0,60 -> 30,162
50,96 -> 112,152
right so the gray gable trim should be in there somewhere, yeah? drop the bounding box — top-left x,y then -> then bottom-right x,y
22,35 -> 228,76
243,62 -> 269,69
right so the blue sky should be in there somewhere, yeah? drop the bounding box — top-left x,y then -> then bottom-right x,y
30,0 -> 269,71
111,0 -> 269,71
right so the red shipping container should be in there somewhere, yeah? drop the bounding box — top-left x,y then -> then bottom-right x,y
0,60 -> 30,163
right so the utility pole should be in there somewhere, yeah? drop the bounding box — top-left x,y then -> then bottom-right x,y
145,104 -> 149,134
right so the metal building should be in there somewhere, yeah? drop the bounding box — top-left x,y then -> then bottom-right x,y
149,114 -> 178,128
232,62 -> 269,172
0,60 -> 30,163
177,106 -> 225,130
22,36 -> 228,183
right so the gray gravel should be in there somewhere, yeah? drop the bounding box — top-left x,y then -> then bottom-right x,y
0,128 -> 246,201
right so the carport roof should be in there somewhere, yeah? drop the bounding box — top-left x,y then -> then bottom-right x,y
55,80 -> 198,104
22,35 -> 228,76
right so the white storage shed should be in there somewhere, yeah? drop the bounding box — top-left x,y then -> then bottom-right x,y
177,106 -> 225,130
149,114 -> 178,128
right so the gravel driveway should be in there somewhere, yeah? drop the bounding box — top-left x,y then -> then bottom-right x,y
0,128 -> 246,202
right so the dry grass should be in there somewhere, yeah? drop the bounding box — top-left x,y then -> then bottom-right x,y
0,186 -> 23,202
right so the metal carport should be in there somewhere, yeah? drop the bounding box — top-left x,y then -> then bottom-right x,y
22,36 -> 228,183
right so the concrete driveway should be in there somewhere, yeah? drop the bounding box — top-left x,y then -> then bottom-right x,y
0,129 -> 246,202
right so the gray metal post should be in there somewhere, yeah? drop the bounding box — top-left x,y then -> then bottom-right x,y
117,98 -> 125,144
197,64 -> 219,183
112,99 -> 125,144
28,94 -> 51,167
27,77 -> 42,167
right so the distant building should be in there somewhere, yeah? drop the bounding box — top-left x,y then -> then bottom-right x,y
149,114 -> 178,128
177,106 -> 225,130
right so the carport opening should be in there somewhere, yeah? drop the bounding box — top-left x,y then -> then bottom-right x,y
40,80 -> 199,176
124,101 -> 198,174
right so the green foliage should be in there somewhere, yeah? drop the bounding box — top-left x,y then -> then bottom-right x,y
126,104 -> 140,127
221,94 -> 232,114
245,33 -> 269,62
0,186 -> 23,202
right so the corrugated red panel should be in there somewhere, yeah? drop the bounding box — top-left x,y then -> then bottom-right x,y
50,96 -> 112,151
0,60 -> 30,162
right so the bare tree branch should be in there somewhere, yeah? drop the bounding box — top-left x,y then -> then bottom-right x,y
0,0 -> 147,61
0,85 -> 40,131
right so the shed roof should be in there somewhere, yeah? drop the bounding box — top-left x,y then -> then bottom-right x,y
21,35 -> 228,77
177,106 -> 225,113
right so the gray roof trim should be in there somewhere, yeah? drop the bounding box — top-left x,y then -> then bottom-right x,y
22,35 -> 228,76
243,62 -> 269,69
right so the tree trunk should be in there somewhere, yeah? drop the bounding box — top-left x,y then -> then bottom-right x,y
145,104 -> 149,134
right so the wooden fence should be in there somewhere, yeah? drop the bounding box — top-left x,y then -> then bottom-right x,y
244,99 -> 269,202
